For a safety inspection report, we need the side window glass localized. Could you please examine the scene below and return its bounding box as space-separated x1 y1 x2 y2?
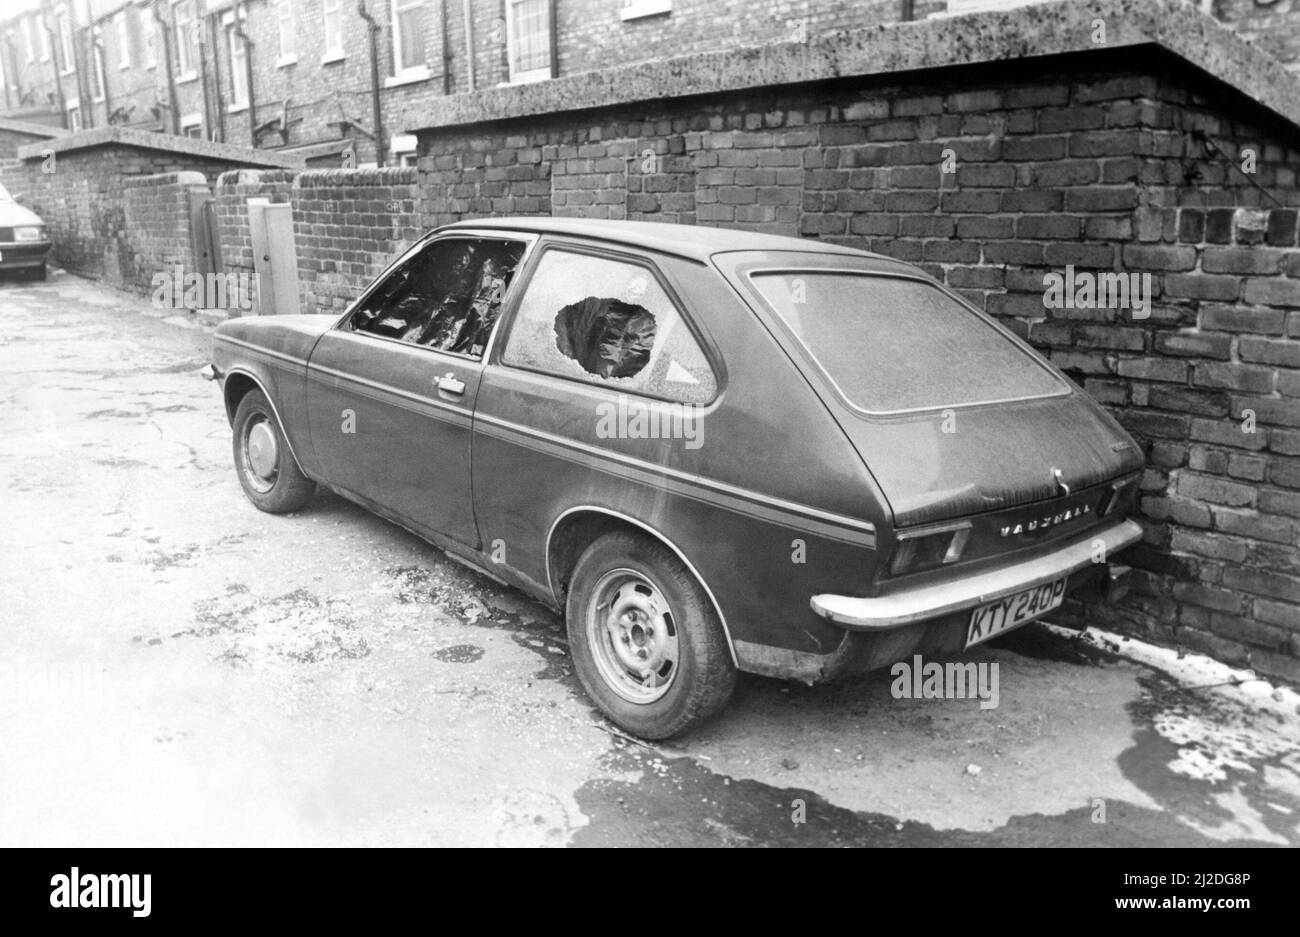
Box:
501 250 717 404
345 237 525 358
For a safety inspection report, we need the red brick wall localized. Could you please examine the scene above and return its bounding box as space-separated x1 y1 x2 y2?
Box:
214 169 298 315
409 50 1300 683
120 170 210 298
292 167 423 314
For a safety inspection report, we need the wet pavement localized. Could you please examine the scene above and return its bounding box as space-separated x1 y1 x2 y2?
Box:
1 270 1297 847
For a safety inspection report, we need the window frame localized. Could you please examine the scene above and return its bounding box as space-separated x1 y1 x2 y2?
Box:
226 21 249 109
91 41 106 102
742 266 1070 417
388 0 429 84
335 231 539 366
321 0 344 63
116 11 131 69
66 98 82 131
23 16 35 64
57 9 74 76
505 0 553 85
171 0 196 79
275 0 296 66
494 240 723 406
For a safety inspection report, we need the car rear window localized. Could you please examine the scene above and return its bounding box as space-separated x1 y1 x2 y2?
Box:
749 272 1065 413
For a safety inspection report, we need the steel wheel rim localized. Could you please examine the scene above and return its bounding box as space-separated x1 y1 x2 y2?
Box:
586 568 679 704
242 416 279 492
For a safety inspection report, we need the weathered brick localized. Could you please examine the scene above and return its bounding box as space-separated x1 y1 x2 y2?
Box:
1121 244 1197 272
1200 305 1286 334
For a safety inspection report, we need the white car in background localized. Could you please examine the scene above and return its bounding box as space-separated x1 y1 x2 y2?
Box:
0 183 51 280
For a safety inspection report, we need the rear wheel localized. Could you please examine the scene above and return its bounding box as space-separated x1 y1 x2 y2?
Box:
232 389 315 513
566 531 736 739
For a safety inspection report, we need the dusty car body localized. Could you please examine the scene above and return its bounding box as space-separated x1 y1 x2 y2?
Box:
0 183 51 279
208 218 1143 738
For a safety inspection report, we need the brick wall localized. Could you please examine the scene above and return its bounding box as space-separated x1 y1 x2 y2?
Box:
214 169 298 314
292 167 423 314
1217 0 1300 73
405 48 1300 683
16 131 299 284
119 171 211 298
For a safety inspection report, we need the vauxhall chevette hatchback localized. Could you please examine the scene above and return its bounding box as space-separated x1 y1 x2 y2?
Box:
207 218 1143 738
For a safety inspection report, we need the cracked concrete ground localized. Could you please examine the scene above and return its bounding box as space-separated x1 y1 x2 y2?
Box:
1 271 1297 847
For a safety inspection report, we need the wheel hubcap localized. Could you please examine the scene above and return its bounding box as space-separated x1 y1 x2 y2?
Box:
587 569 679 704
245 418 278 486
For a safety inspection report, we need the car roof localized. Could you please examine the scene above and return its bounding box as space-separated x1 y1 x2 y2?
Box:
440 216 891 265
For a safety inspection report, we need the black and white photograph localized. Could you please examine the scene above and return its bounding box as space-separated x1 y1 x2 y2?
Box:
0 0 1296 882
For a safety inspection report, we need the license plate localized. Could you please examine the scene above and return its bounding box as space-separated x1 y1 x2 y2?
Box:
966 577 1067 649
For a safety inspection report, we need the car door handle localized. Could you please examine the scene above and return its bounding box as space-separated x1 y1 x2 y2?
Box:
436 373 466 396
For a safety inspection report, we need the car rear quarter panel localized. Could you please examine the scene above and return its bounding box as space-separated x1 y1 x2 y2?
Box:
473 248 890 667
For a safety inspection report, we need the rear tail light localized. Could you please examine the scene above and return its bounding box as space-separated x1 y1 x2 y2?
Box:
889 523 971 575
1097 477 1138 517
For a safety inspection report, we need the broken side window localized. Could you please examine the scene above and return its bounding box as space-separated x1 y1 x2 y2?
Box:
345 237 524 359
501 249 717 404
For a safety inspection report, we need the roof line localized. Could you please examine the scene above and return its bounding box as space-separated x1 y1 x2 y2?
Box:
15 125 305 168
405 0 1300 137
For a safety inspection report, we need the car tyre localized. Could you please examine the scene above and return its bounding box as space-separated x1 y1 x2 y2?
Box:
32 263 46 281
232 389 315 514
566 531 736 739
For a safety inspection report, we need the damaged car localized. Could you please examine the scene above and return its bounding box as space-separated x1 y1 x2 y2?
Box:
206 218 1143 739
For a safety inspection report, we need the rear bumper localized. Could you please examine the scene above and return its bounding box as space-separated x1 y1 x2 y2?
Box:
811 518 1143 630
0 240 51 269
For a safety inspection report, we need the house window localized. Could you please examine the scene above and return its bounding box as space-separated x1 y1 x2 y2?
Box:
91 43 105 102
172 0 195 77
228 26 248 107
390 133 418 167
57 10 74 75
181 113 202 138
38 14 51 61
322 0 343 61
22 16 34 64
506 0 552 84
145 14 156 69
117 12 131 69
276 1 295 64
67 100 81 131
391 0 426 78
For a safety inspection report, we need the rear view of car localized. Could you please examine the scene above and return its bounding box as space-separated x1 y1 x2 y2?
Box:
0 183 51 280
730 257 1143 675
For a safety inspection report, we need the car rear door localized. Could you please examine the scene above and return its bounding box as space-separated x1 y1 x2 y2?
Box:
305 232 532 548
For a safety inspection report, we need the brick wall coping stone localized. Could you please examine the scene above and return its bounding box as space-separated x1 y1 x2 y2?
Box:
122 171 209 189
0 117 67 138
408 0 1300 137
15 125 306 168
293 167 419 187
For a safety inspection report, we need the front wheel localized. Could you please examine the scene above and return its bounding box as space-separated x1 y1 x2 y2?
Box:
566 531 736 739
232 389 315 513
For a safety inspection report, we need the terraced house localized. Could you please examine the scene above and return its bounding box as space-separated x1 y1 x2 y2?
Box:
2 1 1300 164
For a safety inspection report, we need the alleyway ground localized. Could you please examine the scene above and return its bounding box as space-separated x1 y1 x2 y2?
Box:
1 270 1297 847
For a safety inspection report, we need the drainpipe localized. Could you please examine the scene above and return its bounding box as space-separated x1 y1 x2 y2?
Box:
440 0 450 94
3 32 21 111
74 0 92 127
231 5 256 147
154 0 179 134
900 0 915 21
209 13 226 142
463 0 474 92
39 0 68 128
196 7 211 138
357 1 384 167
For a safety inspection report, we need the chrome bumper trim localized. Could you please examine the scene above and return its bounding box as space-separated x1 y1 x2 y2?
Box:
811 518 1143 630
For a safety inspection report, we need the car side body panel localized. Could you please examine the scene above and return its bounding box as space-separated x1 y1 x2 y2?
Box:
471 243 887 668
